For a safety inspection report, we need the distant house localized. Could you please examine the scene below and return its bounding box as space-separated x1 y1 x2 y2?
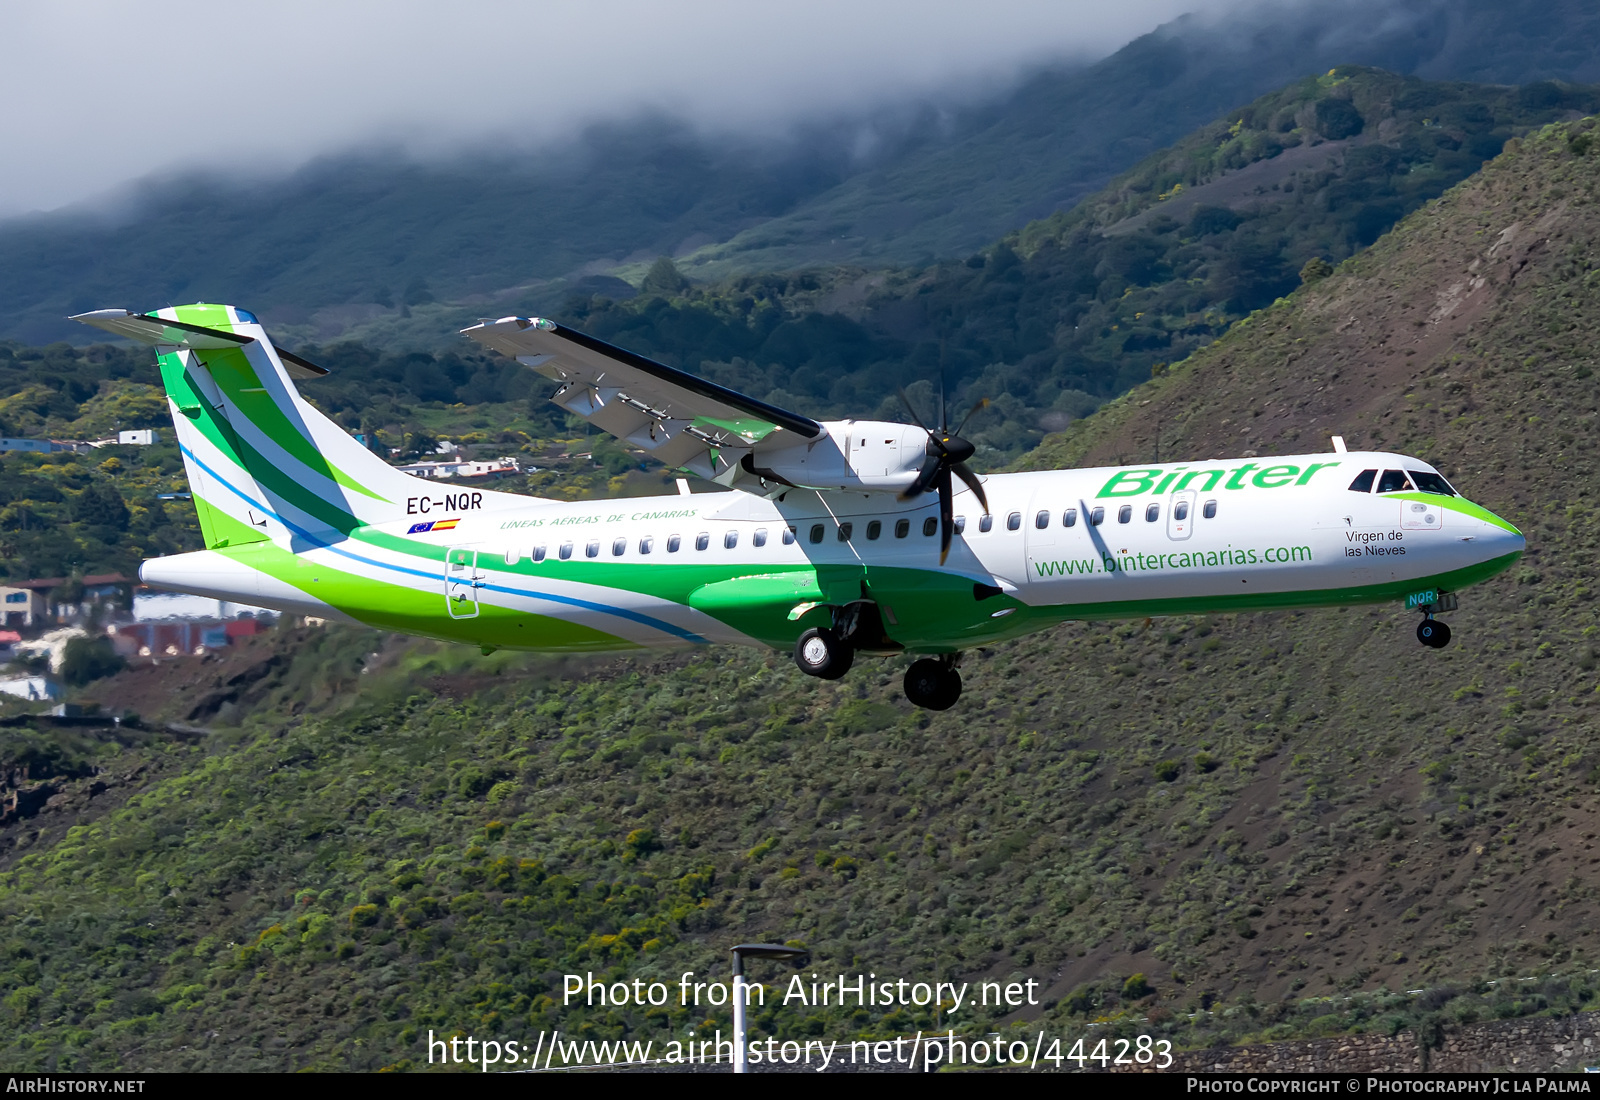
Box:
0 438 93 455
0 587 46 628
118 429 160 446
0 676 61 702
392 456 521 480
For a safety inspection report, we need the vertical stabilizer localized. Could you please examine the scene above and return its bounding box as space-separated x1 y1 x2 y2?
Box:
73 305 528 549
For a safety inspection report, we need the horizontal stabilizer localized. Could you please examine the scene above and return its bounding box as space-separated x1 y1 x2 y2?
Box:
71 309 329 379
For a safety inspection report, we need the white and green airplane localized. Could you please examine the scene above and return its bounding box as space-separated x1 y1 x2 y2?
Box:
75 304 1524 709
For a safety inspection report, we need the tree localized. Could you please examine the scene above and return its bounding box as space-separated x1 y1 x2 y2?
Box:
640 257 690 298
1300 257 1333 284
60 636 124 687
71 483 129 531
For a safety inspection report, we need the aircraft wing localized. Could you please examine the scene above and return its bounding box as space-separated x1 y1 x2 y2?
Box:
462 316 824 482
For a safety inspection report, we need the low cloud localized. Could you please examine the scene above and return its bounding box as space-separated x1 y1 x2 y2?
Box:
0 0 1247 216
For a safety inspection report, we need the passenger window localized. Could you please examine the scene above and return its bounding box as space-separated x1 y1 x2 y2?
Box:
505 548 519 565
753 528 767 547
667 534 681 553
639 536 653 555
1117 505 1132 524
724 530 739 549
1006 512 1022 531
783 526 796 545
923 517 938 536
696 532 710 550
1090 507 1105 526
1203 500 1217 519
838 522 853 542
1035 510 1050 529
1348 469 1377 493
532 545 546 562
586 540 600 558
1063 508 1077 527
979 514 993 533
1408 471 1457 496
559 541 573 560
612 537 626 556
1145 503 1159 522
1173 502 1189 521
810 524 825 544
1376 470 1413 494
954 516 966 534
895 519 910 538
866 520 882 540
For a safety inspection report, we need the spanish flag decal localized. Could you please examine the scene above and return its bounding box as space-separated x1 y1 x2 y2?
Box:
432 518 460 531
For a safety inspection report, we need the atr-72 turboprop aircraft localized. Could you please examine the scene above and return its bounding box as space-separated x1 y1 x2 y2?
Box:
75 304 1525 710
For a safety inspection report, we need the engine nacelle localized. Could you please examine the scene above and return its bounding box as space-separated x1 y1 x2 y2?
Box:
744 420 930 493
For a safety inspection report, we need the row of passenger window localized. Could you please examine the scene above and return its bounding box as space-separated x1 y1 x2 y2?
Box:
509 499 1225 564
1019 499 1219 530
515 518 948 562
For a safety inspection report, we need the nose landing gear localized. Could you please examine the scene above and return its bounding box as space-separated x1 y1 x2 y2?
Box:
904 655 963 711
1415 591 1457 649
1417 618 1452 648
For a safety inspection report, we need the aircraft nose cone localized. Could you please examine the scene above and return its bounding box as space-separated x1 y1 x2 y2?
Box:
1485 513 1525 556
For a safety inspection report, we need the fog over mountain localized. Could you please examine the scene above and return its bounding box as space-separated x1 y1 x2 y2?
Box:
1 0 1239 218
2 0 1597 345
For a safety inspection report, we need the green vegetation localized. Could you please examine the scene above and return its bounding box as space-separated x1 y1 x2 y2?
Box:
557 70 1600 464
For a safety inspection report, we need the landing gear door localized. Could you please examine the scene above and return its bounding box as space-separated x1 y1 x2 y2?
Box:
445 547 483 619
1167 490 1196 541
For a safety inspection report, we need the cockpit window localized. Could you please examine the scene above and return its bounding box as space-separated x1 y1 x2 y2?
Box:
1376 470 1413 494
1348 469 1377 493
1408 471 1457 496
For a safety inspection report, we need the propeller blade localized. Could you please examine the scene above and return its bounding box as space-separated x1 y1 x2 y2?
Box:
953 397 989 437
937 467 955 565
898 452 943 501
896 386 931 433
952 461 989 514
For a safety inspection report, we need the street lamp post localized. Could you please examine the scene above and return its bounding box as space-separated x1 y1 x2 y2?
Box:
730 943 810 1073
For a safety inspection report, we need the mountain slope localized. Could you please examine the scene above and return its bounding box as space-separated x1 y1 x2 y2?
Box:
554 69 1599 464
674 0 1600 280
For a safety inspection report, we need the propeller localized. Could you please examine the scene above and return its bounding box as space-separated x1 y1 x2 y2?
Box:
897 386 990 564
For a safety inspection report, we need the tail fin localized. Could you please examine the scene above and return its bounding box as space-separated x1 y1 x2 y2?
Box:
74 304 522 549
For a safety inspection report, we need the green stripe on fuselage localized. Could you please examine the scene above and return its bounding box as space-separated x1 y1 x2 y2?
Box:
1391 493 1522 534
218 537 634 652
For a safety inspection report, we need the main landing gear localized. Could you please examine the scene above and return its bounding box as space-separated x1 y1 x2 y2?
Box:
794 627 854 680
903 655 963 711
792 608 964 710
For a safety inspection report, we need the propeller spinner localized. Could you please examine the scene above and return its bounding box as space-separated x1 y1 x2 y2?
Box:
896 388 990 564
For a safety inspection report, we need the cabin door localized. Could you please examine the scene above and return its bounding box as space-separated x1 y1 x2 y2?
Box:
445 547 483 619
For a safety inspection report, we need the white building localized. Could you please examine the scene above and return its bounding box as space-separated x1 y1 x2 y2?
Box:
0 676 61 702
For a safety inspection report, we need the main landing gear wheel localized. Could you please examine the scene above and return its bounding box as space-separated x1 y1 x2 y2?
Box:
795 627 853 680
904 659 962 711
1417 619 1452 649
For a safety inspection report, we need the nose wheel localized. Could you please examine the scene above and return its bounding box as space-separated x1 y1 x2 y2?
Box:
1417 618 1452 649
904 656 963 710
